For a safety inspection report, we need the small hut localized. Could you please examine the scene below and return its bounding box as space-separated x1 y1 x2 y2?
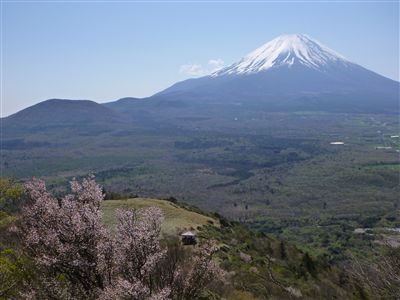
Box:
181 231 197 245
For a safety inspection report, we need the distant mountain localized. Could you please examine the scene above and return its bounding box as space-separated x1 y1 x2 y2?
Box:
3 99 123 132
155 34 399 113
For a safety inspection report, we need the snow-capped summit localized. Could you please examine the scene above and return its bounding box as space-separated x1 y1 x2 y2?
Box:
213 34 349 76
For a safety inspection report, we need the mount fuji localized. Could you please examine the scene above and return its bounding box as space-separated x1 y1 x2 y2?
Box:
152 34 398 113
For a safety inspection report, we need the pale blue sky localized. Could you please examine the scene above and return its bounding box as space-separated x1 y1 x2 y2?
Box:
2 1 399 116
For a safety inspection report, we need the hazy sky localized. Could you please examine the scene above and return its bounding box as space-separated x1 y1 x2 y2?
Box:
2 1 399 116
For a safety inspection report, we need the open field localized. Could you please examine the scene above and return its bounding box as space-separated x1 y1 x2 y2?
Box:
101 198 219 237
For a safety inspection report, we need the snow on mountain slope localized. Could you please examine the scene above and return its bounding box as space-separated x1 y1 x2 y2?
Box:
143 33 399 113
213 34 350 76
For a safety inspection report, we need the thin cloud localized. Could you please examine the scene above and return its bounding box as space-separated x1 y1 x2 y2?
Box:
179 64 204 76
179 59 225 76
207 59 224 72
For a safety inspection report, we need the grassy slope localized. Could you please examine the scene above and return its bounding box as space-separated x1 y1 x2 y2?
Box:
101 198 219 237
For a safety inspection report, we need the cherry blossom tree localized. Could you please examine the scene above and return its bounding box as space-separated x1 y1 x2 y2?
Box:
99 207 170 300
19 176 113 298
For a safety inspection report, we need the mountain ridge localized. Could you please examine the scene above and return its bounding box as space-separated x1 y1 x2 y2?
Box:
3 99 124 131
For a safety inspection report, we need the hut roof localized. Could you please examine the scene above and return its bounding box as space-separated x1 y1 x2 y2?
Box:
181 231 196 237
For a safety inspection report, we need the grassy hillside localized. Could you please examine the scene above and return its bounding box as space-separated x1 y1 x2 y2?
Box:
101 198 219 236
